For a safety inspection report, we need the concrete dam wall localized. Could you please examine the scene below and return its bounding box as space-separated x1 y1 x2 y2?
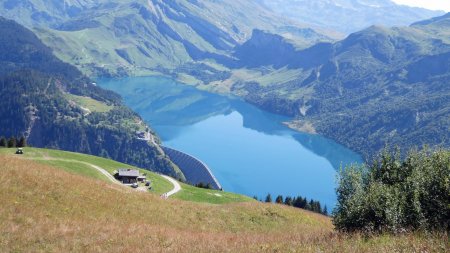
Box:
162 147 222 190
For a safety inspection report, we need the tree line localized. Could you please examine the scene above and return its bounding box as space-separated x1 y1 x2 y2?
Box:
0 136 26 148
256 193 328 216
195 182 213 189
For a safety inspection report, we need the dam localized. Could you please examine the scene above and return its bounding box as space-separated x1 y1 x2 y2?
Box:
162 146 222 190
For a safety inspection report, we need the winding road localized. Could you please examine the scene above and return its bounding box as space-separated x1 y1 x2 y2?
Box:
28 157 181 198
160 175 182 197
88 164 122 185
86 162 181 198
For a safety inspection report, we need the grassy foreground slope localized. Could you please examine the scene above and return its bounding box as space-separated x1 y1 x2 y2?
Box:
0 148 251 204
1 151 447 252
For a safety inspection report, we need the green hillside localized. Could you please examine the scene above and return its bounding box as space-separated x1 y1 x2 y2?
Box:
0 148 447 252
0 0 336 77
0 147 250 204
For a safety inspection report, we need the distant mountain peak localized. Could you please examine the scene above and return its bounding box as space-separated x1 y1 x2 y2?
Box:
258 0 444 34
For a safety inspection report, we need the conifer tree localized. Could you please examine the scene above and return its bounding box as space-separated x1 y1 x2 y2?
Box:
275 195 283 204
7 137 16 148
17 136 26 147
265 193 272 203
284 196 293 206
0 137 6 147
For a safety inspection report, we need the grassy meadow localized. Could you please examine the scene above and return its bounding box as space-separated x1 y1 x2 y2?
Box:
0 148 251 204
0 149 447 252
65 94 113 113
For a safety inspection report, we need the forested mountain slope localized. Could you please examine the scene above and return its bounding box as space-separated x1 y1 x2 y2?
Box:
0 17 183 179
224 14 450 157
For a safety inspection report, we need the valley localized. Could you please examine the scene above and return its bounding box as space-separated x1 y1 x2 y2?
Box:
0 0 449 251
2 0 448 158
99 76 362 208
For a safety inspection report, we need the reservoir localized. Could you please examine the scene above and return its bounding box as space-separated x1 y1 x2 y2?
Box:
99 76 362 208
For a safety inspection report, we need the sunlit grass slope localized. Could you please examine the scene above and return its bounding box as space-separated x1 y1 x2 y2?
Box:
0 148 251 203
0 150 447 252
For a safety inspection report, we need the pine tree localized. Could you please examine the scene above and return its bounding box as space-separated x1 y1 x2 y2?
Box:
293 196 303 208
265 193 272 203
284 196 293 206
300 197 307 209
17 136 26 147
275 195 283 204
7 137 16 148
0 137 6 147
308 199 315 211
322 205 328 216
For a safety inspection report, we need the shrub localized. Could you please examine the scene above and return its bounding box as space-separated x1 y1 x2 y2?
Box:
0 136 6 147
333 147 450 233
7 137 16 148
195 182 213 189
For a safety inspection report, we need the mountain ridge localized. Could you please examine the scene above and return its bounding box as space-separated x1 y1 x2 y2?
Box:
220 13 450 156
0 0 337 77
258 0 444 34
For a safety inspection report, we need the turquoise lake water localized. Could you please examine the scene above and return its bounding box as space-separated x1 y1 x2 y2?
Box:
99 76 362 208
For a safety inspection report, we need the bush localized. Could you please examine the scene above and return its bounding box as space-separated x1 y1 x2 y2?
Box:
333 148 450 233
7 137 16 148
195 182 213 189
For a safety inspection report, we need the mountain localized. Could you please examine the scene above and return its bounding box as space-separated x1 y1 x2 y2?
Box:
218 14 450 157
2 1 448 157
0 0 337 77
0 17 184 179
258 0 444 34
0 0 100 27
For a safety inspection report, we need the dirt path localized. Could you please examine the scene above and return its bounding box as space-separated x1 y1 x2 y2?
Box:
31 157 123 185
160 175 182 197
87 163 121 185
27 156 180 197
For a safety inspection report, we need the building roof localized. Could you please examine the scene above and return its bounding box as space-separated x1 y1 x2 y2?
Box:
118 169 140 177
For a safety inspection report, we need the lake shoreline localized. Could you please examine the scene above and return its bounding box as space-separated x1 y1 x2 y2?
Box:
98 76 363 208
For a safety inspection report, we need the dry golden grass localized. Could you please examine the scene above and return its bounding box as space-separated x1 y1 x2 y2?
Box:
0 155 447 253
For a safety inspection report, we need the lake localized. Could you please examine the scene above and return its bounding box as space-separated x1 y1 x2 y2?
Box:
99 76 362 208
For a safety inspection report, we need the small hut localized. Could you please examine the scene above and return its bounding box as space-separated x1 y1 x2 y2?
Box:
114 169 146 184
15 148 23 155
